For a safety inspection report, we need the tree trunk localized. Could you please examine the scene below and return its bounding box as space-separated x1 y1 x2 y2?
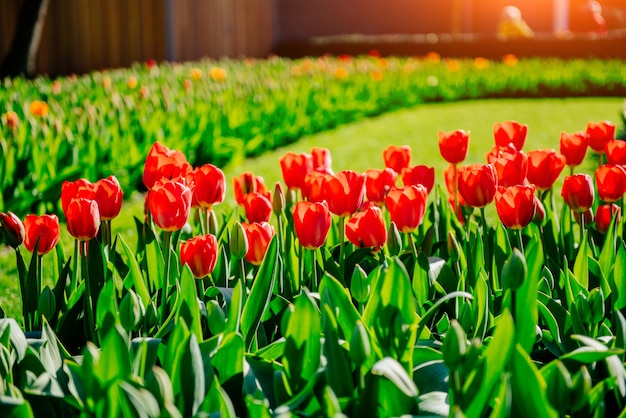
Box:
0 0 51 78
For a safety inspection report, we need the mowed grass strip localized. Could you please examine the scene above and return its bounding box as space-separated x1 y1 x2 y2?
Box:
1 96 623 320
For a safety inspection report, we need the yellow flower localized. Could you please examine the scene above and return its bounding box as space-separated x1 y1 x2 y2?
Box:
474 57 489 69
29 101 49 117
209 67 227 82
334 67 349 80
127 76 138 89
190 68 203 80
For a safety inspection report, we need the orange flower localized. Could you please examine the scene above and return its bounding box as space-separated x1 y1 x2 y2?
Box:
293 201 332 250
474 57 489 69
209 67 227 81
495 185 536 230
334 67 349 80
180 234 219 278
425 51 441 63
29 101 49 117
142 142 192 190
4 111 19 129
127 76 138 89
561 174 594 212
439 129 470 164
587 121 615 153
190 68 203 80
66 198 100 241
279 152 313 190
23 214 60 255
241 222 275 265
445 59 460 72
383 145 412 173
402 165 435 194
365 168 397 205
94 176 124 221
323 170 366 217
385 185 428 233
370 70 384 81
595 164 626 203
559 131 588 167
493 120 527 150
148 179 192 231
503 54 518 66
526 149 566 191
458 164 497 208
346 203 387 250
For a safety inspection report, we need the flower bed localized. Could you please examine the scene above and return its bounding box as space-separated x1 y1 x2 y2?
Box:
1 116 625 416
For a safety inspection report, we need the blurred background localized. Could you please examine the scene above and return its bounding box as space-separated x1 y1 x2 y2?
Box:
1 0 625 76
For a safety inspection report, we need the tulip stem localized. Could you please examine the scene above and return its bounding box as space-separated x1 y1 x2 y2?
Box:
35 254 43 330
72 239 79 295
311 249 318 292
408 232 418 260
161 231 173 322
453 164 459 221
299 243 305 291
276 214 284 294
517 229 525 256
81 242 97 344
338 216 346 279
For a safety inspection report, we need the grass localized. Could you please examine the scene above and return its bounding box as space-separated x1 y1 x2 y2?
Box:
1 96 623 321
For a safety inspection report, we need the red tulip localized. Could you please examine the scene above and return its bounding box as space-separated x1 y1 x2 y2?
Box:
574 208 594 227
191 164 226 209
148 179 192 231
61 178 95 215
94 176 124 220
587 121 615 153
487 146 527 187
4 111 19 130
526 149 566 191
595 164 626 203
0 211 25 248
493 120 528 150
443 164 459 195
293 201 332 249
561 174 594 212
383 145 412 173
66 198 100 241
23 214 60 255
365 168 397 205
243 192 273 223
279 152 314 190
559 131 588 167
458 164 497 208
438 129 470 164
346 203 387 250
180 234 219 278
311 147 333 174
402 165 435 194
241 222 275 265
605 140 626 165
233 172 268 207
595 204 620 234
495 185 536 230
143 142 192 189
323 170 366 217
302 171 329 203
385 185 428 233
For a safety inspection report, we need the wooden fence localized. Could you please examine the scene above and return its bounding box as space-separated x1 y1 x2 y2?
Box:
0 0 274 76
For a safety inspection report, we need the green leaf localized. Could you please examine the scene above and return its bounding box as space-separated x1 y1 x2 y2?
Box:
473 271 489 341
510 344 558 418
416 291 473 341
319 273 362 342
119 235 151 307
321 304 354 398
371 357 418 398
610 244 626 310
212 332 244 385
573 231 589 289
0 397 34 418
178 266 202 340
516 238 541 353
413 252 431 309
241 236 278 350
0 318 27 361
94 324 131 385
570 334 626 397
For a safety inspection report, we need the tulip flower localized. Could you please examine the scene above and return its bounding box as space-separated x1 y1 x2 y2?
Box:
302 171 328 203
595 204 620 234
66 198 100 241
61 178 95 215
346 203 387 250
293 201 332 250
323 170 366 217
365 168 397 205
438 129 470 164
586 121 615 154
233 172 269 207
495 185 536 230
148 179 193 231
23 214 60 255
458 164 498 208
241 222 275 265
595 164 626 203
0 212 25 249
279 152 314 190
180 234 219 278
443 164 459 195
493 120 527 150
94 176 124 220
29 101 49 117
382 145 412 173
487 146 528 187
191 164 226 209
4 111 19 130
402 165 435 194
243 192 273 223
559 131 588 169
605 140 626 165
385 185 428 233
143 142 192 190
526 149 566 191
311 147 333 174
562 174 594 213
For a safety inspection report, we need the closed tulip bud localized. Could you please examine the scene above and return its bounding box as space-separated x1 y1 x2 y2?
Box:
442 320 467 371
94 176 124 220
438 129 470 164
180 234 219 278
119 290 143 331
501 248 527 290
463 338 482 371
230 223 248 260
0 212 25 248
562 174 594 213
285 187 298 209
595 203 620 234
546 361 573 414
532 195 546 224
387 222 402 256
349 321 371 367
350 264 370 303
191 164 226 209
273 182 285 215
458 164 497 208
66 198 100 241
23 214 60 255
588 287 605 325
493 120 527 150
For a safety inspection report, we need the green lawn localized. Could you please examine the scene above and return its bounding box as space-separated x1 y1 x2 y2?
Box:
1 96 623 321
